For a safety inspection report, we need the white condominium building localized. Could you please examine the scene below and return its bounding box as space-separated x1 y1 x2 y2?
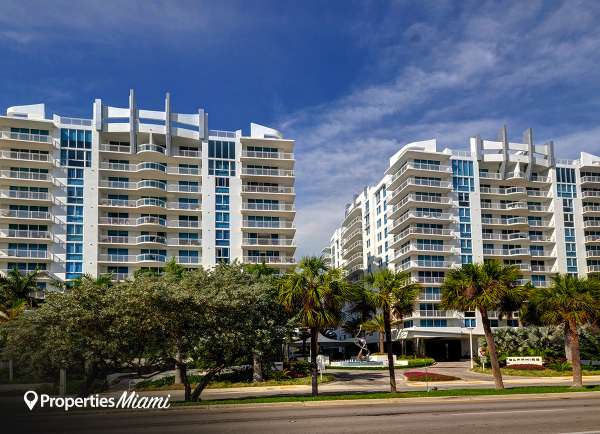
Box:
0 90 296 291
326 127 596 360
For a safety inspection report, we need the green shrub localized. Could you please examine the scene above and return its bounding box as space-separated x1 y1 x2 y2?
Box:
291 361 311 376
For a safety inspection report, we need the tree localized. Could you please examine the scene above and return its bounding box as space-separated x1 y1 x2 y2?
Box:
441 260 525 389
363 269 421 392
0 268 42 308
361 315 385 353
529 274 600 387
278 256 352 396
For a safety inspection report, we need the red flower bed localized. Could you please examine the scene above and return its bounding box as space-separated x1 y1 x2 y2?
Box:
506 364 544 370
404 371 460 381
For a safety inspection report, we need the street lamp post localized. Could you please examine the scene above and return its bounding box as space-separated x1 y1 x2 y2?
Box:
468 325 474 369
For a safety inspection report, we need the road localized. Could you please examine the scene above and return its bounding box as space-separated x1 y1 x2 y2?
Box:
6 393 600 434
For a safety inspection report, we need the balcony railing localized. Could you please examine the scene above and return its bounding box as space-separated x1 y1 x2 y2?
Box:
395 227 453 241
4 229 50 239
3 249 49 259
480 186 526 195
482 232 528 241
582 191 600 198
0 150 52 162
176 256 200 264
581 176 600 184
173 149 200 158
100 143 131 153
241 168 294 177
483 248 529 256
0 130 53 144
398 260 451 270
0 190 50 200
241 150 294 160
138 144 166 154
241 185 294 194
243 256 295 264
0 209 51 220
242 220 294 229
481 217 528 225
1 170 50 181
242 238 295 246
170 238 201 246
481 201 527 211
242 202 295 211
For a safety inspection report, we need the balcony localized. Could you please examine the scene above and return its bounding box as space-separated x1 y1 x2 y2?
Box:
480 201 528 212
419 291 441 301
531 265 553 272
0 130 54 145
1 249 50 259
341 229 362 248
389 194 452 220
241 185 295 195
581 176 600 184
241 150 294 160
98 254 167 263
0 189 51 201
585 235 600 243
394 244 454 260
0 150 52 163
242 238 295 247
98 180 199 193
176 256 201 265
389 162 452 188
482 232 528 241
0 209 51 221
3 229 50 240
483 248 530 257
243 256 296 265
138 144 166 154
588 264 600 274
0 170 51 182
479 171 502 180
169 238 202 246
173 149 200 158
241 202 295 212
242 220 294 229
389 211 455 234
100 143 131 153
342 240 362 255
397 260 452 271
480 186 526 196
481 216 528 226
586 250 600 258
389 178 452 202
583 205 600 214
99 162 200 176
241 167 294 178
581 191 600 200
584 220 600 228
412 276 445 285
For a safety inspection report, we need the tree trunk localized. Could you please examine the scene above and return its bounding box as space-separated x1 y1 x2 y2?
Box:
190 366 224 401
379 331 385 354
252 350 263 382
79 361 97 397
564 325 572 361
383 308 396 393
174 351 182 385
569 321 583 388
178 363 191 401
310 326 319 396
302 337 308 360
480 309 504 389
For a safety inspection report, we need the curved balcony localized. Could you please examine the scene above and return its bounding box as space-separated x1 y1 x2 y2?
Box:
581 190 600 201
341 217 361 237
398 260 451 271
342 240 362 256
585 235 600 243
341 229 362 249
393 244 455 262
480 201 528 213
241 185 295 197
584 220 600 229
581 176 600 185
389 211 455 234
241 202 295 213
389 194 452 220
482 232 529 242
481 216 528 227
390 227 454 250
388 162 451 190
483 248 530 257
480 186 526 197
588 264 600 274
138 144 166 154
99 162 200 176
344 252 363 268
583 205 600 215
388 178 452 205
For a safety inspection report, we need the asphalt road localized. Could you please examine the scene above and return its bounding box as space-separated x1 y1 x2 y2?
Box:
7 393 600 434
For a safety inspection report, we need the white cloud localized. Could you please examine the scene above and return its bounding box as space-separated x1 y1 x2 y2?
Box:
284 1 600 257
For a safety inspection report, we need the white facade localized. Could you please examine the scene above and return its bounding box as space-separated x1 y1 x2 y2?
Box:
326 128 595 359
0 91 296 291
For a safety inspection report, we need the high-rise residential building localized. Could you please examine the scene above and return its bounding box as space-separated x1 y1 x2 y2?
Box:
326 127 597 360
0 90 296 293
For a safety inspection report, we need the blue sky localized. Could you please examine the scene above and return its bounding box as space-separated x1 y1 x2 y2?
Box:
2 0 600 256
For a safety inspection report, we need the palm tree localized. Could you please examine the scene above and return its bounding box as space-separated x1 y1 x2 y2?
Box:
0 268 42 307
441 260 525 389
0 299 27 323
363 269 421 392
529 274 600 387
362 314 385 353
278 256 351 396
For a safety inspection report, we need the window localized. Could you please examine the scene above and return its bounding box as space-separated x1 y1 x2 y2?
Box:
208 141 235 159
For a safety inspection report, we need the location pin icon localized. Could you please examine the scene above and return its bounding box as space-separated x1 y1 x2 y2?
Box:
24 391 38 411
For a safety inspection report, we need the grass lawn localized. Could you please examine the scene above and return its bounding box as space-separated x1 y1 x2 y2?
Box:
135 374 336 391
473 367 600 377
172 384 600 406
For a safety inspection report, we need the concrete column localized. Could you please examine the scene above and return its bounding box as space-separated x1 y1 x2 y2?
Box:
499 125 508 178
129 89 137 154
524 128 534 179
165 92 171 156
